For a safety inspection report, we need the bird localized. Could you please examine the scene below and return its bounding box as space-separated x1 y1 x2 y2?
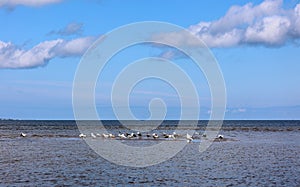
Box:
118 133 127 139
163 132 169 138
137 132 142 137
128 133 137 138
79 133 86 138
108 133 115 138
146 134 151 138
172 132 179 138
152 133 159 139
168 133 176 139
20 133 27 137
186 133 193 143
202 134 207 138
91 133 97 138
102 133 109 138
217 134 224 139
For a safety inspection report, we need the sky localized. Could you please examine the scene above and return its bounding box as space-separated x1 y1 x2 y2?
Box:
0 0 300 120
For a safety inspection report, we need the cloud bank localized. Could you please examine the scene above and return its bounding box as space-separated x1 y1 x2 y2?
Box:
0 0 63 7
0 37 95 69
158 0 300 48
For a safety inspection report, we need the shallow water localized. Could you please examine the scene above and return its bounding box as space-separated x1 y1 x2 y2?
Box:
0 120 299 186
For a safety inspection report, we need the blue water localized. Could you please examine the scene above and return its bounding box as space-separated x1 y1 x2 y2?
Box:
0 120 299 186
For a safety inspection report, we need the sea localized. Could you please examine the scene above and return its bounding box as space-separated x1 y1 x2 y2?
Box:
0 120 299 186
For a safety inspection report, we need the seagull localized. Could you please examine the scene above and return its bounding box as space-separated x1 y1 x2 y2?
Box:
172 132 179 138
20 133 27 137
128 133 137 138
118 133 127 139
168 133 176 139
108 133 115 138
186 133 193 143
167 132 179 139
163 132 169 138
91 133 97 138
217 134 224 139
79 133 86 138
152 133 159 139
102 133 109 138
146 134 151 138
137 132 142 137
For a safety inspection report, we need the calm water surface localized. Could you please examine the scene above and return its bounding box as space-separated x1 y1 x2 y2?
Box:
0 120 299 186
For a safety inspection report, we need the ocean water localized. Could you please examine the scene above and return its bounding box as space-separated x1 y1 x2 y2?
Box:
0 120 299 186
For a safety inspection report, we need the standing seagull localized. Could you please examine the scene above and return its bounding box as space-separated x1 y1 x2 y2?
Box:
79 133 87 138
128 133 137 138
118 133 127 139
20 133 27 137
137 132 142 138
91 133 97 138
152 133 159 139
186 133 193 143
172 132 179 138
217 134 224 139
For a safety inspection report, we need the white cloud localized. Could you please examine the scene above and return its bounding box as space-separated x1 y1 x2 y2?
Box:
0 0 63 7
157 0 300 48
206 0 282 34
53 37 95 57
245 15 291 45
292 4 300 37
153 31 204 47
0 37 95 69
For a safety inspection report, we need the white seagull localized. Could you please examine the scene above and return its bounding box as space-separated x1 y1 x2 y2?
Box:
137 132 142 137
186 133 193 143
91 133 97 138
217 134 224 139
163 132 169 138
118 133 127 139
172 132 179 138
20 133 27 137
128 133 137 138
152 133 159 139
168 134 176 139
79 133 87 138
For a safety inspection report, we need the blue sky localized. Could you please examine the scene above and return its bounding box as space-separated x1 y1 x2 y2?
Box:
0 0 300 120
